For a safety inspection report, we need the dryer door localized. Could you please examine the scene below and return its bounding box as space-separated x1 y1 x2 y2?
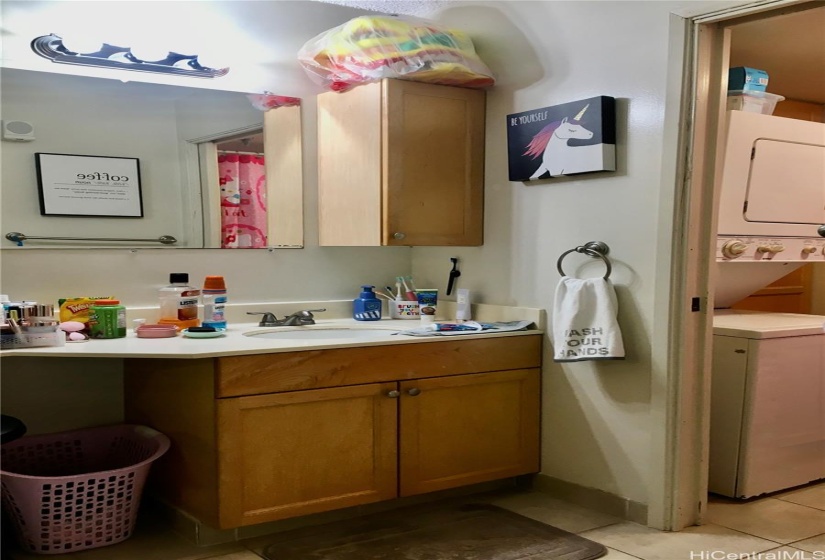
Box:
745 138 825 225
716 111 825 238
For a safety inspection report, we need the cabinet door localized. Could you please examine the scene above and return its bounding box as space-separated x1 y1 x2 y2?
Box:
317 82 383 246
383 80 485 246
398 369 540 496
217 382 398 528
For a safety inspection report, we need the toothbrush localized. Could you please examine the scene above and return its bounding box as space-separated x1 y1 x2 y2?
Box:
395 278 404 301
385 286 398 301
405 275 417 293
399 276 416 301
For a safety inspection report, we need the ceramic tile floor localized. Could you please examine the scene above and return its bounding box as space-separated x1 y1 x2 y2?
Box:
4 481 824 560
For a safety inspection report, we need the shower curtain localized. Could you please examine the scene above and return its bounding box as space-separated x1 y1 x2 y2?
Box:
218 152 267 248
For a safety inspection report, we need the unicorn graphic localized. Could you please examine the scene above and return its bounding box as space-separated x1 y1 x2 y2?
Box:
523 104 604 179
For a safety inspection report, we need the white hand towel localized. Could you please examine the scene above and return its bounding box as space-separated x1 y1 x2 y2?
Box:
552 276 625 362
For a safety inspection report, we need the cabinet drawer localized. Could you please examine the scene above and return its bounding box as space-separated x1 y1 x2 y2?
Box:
216 335 542 398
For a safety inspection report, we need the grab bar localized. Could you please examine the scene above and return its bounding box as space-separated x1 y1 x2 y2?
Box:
557 241 611 279
5 232 178 246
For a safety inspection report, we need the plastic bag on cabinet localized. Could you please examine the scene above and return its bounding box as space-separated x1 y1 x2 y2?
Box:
297 15 495 92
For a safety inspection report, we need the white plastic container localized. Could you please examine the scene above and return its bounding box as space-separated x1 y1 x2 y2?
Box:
727 90 784 115
389 300 420 319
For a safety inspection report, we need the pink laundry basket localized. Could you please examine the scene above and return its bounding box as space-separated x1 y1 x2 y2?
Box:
0 424 170 555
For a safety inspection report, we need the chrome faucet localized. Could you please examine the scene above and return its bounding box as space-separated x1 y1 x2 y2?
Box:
247 308 326 327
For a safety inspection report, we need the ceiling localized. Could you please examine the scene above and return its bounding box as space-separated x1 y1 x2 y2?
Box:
729 4 825 104
1 1 822 104
312 0 449 17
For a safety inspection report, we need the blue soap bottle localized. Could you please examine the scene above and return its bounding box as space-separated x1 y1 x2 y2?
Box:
353 285 382 321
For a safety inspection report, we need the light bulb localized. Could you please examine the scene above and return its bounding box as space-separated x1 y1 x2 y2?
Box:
61 35 104 55
129 44 170 63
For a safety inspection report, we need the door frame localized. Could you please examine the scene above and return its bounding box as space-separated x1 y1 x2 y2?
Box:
651 0 815 531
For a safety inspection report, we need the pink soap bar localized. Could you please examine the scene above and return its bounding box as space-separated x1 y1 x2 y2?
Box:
136 324 178 338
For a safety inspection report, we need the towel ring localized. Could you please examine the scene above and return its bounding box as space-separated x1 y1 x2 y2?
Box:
557 241 612 280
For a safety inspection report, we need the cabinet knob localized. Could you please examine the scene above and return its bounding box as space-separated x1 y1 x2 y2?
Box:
387 390 400 398
407 387 421 396
393 232 406 240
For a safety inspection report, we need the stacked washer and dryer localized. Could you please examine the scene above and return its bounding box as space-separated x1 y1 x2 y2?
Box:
708 110 825 499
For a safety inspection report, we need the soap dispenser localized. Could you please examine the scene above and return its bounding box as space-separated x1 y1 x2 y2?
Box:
353 285 382 321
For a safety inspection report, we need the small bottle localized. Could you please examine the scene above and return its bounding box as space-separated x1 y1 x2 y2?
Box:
202 276 227 329
88 299 127 339
0 295 9 324
353 285 382 321
158 273 200 329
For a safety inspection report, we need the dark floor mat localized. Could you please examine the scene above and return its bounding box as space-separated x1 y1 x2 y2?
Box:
261 502 607 560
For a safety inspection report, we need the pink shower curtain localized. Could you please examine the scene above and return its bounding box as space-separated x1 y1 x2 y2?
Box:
218 153 267 248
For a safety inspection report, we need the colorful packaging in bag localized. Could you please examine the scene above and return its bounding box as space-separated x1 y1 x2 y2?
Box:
298 15 495 92
59 297 116 332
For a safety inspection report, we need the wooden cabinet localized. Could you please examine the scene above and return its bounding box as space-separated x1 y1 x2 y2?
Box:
399 369 540 496
317 79 485 246
125 336 541 529
218 383 398 526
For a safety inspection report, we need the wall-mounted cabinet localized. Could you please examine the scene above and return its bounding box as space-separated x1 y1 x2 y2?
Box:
317 79 485 246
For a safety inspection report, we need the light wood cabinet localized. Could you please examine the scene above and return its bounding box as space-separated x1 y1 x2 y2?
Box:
218 383 398 527
125 336 541 529
317 79 485 246
399 369 540 496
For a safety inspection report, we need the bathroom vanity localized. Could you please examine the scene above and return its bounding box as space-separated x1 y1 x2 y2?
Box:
0 299 543 531
123 332 541 529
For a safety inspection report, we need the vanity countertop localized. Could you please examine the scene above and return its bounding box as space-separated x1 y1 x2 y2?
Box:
0 318 543 359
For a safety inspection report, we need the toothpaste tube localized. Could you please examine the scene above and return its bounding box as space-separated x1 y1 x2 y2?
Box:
428 321 490 332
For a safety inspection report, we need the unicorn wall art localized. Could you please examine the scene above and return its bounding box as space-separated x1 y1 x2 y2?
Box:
506 96 616 181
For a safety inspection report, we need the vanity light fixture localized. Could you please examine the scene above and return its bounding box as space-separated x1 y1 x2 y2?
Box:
31 34 229 79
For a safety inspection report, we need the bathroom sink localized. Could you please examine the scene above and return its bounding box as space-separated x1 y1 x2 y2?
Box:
244 326 402 340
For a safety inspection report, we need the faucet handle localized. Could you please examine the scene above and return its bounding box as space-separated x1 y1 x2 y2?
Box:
294 308 326 324
303 308 326 315
247 312 278 327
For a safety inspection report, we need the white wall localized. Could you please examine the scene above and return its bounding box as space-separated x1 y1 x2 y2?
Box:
410 1 692 506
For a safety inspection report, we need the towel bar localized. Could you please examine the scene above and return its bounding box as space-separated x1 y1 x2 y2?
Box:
557 241 611 279
5 232 177 246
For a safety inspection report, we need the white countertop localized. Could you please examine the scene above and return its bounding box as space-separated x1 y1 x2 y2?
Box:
713 310 825 339
1 302 546 359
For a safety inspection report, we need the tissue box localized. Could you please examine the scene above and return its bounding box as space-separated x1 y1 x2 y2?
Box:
728 67 769 92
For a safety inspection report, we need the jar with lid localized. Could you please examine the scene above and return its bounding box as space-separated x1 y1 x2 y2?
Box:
89 300 127 339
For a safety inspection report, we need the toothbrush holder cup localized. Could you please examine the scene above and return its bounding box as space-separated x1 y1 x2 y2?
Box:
389 301 420 319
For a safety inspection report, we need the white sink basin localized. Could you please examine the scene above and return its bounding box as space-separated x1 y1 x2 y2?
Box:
244 326 402 340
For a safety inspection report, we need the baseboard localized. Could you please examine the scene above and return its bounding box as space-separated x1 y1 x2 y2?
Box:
531 473 648 525
148 478 519 546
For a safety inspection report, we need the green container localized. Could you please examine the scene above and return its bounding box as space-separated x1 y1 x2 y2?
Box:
89 299 127 339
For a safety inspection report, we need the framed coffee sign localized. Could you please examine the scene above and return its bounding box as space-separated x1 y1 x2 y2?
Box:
35 153 144 217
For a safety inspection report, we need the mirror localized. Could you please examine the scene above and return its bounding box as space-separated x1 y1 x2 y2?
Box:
0 68 303 249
